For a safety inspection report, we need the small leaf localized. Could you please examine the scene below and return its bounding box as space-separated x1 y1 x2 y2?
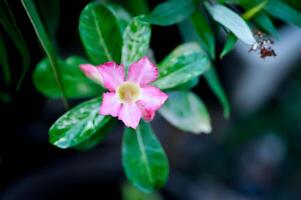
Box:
121 182 162 200
265 0 301 28
122 16 151 69
142 0 196 26
242 0 267 20
254 13 279 39
49 98 111 149
220 33 237 59
33 56 101 98
153 42 210 90
79 2 122 64
122 121 169 193
190 10 215 59
205 3 256 45
0 33 10 86
159 91 211 134
204 66 230 118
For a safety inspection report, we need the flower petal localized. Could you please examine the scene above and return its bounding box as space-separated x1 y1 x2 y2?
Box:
98 62 125 91
80 64 103 85
100 92 121 117
137 86 168 112
141 108 155 121
118 103 142 129
127 56 158 86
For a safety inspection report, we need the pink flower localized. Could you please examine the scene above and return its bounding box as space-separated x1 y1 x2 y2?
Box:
80 56 168 129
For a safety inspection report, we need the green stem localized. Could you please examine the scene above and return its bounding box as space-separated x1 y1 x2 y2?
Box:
21 0 69 109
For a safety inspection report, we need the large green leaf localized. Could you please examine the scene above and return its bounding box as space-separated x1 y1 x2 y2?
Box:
0 0 30 89
122 121 169 193
159 91 211 134
122 0 150 16
0 33 10 86
142 0 196 26
79 2 122 64
204 66 230 118
153 42 210 90
190 10 215 59
107 3 132 33
49 98 111 149
121 182 162 200
33 56 101 98
205 3 255 45
122 16 151 69
265 0 301 28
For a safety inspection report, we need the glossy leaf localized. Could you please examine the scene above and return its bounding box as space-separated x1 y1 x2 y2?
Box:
254 13 279 39
122 121 169 193
205 66 230 118
153 42 210 90
0 33 10 86
142 0 196 26
265 0 301 28
220 33 237 59
205 3 256 45
122 16 151 69
22 0 68 108
191 10 215 59
33 56 101 98
79 3 122 64
107 3 132 33
160 91 211 134
0 0 30 89
49 98 111 149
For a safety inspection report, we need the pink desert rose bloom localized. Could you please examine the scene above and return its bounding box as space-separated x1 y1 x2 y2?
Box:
80 56 168 129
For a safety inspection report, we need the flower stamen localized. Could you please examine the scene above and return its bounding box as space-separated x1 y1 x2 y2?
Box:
117 82 141 104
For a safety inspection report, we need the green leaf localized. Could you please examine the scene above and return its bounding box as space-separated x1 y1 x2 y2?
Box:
220 33 237 59
153 42 210 90
122 0 150 16
79 2 122 64
190 10 215 59
33 56 101 98
122 182 162 200
122 16 151 69
107 3 132 33
0 33 10 86
167 77 199 91
122 121 169 193
205 3 256 45
22 0 69 108
159 91 211 134
142 0 196 26
204 66 230 118
74 119 115 151
49 98 111 149
242 0 267 20
0 0 30 89
254 13 279 39
265 0 301 28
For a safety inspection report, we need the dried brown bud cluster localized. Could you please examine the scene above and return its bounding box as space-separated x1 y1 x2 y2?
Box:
249 30 276 59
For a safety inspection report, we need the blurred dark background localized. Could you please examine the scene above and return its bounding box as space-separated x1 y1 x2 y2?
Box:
1 0 301 199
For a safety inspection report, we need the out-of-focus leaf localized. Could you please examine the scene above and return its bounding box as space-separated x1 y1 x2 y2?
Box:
254 13 279 39
21 0 68 108
190 10 215 59
74 119 115 151
107 3 132 33
49 98 111 149
79 3 122 64
205 66 230 118
0 91 11 103
121 16 151 69
153 42 210 90
121 182 162 200
0 33 10 86
265 0 301 28
205 3 256 45
142 0 196 26
122 121 169 193
220 33 237 59
123 0 150 16
33 56 101 98
167 77 199 91
160 91 211 134
0 0 30 89
242 0 267 19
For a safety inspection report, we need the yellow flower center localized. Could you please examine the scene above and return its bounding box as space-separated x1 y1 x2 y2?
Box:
116 82 141 104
